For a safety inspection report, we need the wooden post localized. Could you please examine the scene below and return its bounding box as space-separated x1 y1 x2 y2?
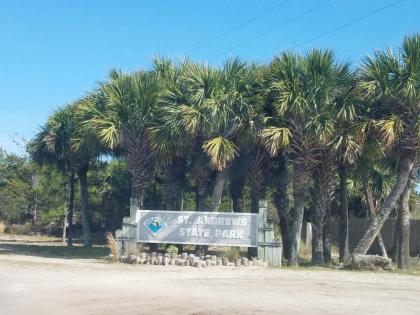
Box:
257 199 282 267
115 201 140 257
257 200 267 259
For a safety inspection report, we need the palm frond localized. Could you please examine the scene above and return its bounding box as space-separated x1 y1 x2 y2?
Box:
259 127 291 157
202 137 238 171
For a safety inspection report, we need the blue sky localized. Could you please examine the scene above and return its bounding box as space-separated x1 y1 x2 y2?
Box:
0 0 419 154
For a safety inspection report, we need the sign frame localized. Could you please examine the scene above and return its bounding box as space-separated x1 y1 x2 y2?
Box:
136 209 258 248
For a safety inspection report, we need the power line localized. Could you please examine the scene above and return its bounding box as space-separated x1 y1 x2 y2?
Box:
211 0 406 62
187 0 291 55
209 0 332 61
287 0 406 52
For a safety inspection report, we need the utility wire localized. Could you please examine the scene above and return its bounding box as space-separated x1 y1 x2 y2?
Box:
187 0 291 55
287 0 406 52
209 0 332 61
211 0 406 62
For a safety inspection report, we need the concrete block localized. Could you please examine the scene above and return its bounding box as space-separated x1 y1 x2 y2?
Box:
164 257 170 266
222 257 229 266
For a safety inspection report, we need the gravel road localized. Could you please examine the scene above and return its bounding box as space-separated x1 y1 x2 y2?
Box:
1 253 419 314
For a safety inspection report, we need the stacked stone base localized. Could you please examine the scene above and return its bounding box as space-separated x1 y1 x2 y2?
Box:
106 252 268 268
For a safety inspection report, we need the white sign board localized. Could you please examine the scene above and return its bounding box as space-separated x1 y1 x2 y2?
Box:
137 210 258 247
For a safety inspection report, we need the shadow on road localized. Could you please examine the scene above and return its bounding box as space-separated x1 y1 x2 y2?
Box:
0 241 108 259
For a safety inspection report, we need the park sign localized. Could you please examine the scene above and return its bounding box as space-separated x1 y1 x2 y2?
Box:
137 210 258 247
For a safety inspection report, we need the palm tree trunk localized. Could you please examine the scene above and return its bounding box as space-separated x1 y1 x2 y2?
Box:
338 162 349 262
279 218 290 261
288 164 309 266
397 170 413 269
352 151 415 256
229 172 245 213
163 159 186 253
164 159 185 210
311 215 324 265
78 168 92 247
66 173 75 247
125 140 154 208
194 167 209 255
231 186 244 213
273 153 291 261
248 182 266 259
209 168 228 212
376 232 388 258
62 182 68 244
362 180 388 257
195 175 207 212
250 183 260 214
323 207 332 264
311 153 334 265
130 171 145 209
393 212 401 262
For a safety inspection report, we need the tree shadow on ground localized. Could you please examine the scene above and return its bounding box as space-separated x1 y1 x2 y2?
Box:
0 242 108 259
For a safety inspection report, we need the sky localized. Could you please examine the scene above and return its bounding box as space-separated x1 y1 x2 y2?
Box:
0 0 419 154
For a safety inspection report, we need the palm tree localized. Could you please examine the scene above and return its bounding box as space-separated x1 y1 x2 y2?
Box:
263 49 353 265
307 52 356 265
353 147 393 258
152 58 254 212
79 69 161 210
243 65 270 214
30 104 98 247
30 106 76 246
330 70 360 262
352 34 419 258
263 51 310 266
151 57 189 211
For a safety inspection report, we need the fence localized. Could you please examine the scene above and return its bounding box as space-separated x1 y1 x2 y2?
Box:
326 218 420 255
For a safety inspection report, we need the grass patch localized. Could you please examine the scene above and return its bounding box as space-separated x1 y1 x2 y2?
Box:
392 258 420 276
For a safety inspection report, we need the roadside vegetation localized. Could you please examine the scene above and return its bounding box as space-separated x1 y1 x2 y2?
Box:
0 34 418 270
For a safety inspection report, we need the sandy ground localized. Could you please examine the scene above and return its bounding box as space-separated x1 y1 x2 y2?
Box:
0 253 419 315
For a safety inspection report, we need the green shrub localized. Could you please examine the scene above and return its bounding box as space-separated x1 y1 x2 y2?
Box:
225 247 241 262
166 245 179 254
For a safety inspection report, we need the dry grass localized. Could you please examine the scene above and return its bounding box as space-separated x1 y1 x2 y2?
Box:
124 240 141 256
105 232 120 262
5 223 39 235
225 247 241 261
0 221 5 235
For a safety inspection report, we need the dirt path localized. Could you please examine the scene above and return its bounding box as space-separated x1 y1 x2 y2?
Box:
0 254 419 315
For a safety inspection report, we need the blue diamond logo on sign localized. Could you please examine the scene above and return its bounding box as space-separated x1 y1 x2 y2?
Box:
143 216 167 236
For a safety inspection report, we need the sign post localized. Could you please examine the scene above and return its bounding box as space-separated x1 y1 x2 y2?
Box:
257 200 282 267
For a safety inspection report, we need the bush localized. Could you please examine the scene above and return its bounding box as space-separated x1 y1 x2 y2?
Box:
166 245 179 254
5 222 39 235
225 247 241 262
123 240 142 256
